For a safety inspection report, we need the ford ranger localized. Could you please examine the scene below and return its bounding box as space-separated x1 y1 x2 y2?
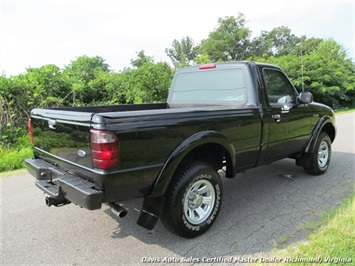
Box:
25 61 336 238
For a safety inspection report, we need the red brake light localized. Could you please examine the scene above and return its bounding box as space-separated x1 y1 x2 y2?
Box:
199 63 216 70
90 129 119 170
28 118 34 145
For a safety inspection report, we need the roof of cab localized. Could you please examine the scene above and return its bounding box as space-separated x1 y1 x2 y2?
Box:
176 61 280 73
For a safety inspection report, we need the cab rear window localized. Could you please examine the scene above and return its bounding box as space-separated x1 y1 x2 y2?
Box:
170 68 246 104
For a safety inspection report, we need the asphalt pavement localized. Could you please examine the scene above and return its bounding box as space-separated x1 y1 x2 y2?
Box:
1 112 354 265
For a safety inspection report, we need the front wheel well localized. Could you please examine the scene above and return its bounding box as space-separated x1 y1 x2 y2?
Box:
321 123 335 143
177 143 234 178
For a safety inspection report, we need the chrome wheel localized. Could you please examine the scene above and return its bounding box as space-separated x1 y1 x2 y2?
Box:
161 161 222 238
303 132 332 176
318 140 329 168
183 179 215 225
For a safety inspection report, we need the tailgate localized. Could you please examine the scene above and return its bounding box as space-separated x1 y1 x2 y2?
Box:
30 108 94 169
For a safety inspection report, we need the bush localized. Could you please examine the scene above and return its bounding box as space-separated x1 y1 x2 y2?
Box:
0 146 33 172
0 126 28 148
0 126 33 172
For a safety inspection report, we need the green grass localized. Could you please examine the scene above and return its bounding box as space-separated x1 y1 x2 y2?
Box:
0 145 33 172
334 107 355 114
261 194 355 265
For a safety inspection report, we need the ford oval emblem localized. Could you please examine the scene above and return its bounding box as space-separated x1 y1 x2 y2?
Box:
77 150 86 157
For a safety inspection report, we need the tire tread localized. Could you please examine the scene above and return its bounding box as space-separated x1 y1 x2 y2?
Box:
160 161 221 238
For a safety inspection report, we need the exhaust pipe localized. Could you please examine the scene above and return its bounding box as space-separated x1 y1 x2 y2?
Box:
109 202 127 218
46 197 70 207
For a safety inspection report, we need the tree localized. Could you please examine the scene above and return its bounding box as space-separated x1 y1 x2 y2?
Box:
198 14 252 62
131 50 154 68
293 37 323 56
0 65 69 128
25 65 70 107
0 75 14 130
63 55 111 105
268 26 301 56
253 39 355 108
165 36 198 68
304 39 355 107
250 26 302 57
117 51 174 104
0 64 71 146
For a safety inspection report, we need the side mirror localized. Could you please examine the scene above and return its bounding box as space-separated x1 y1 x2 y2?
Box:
298 91 313 104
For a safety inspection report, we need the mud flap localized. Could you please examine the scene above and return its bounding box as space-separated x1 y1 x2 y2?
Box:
296 154 312 168
137 196 165 230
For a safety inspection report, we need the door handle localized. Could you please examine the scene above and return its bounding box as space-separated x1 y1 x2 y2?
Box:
272 114 281 122
281 104 291 113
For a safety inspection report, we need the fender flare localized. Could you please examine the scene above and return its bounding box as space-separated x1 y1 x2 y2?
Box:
304 115 336 154
137 130 236 230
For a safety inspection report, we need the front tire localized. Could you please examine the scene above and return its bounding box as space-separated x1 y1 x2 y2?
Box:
304 132 332 175
161 161 222 238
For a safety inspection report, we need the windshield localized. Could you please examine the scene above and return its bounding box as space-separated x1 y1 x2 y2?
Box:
170 68 246 104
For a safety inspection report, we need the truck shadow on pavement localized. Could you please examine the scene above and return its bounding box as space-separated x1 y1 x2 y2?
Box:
106 151 354 257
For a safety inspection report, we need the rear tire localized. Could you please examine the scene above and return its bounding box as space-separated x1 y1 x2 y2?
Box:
161 161 222 238
304 132 332 175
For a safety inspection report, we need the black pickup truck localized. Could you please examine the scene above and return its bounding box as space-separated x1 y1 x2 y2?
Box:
25 61 336 238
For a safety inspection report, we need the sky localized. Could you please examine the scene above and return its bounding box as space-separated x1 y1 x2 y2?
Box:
0 0 354 76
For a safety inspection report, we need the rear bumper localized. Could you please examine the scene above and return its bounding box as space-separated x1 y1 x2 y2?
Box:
25 158 103 210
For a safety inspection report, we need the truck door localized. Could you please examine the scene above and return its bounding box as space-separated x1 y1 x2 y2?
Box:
261 67 312 161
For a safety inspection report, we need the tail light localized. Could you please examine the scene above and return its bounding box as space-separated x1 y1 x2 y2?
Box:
90 129 119 170
28 118 34 145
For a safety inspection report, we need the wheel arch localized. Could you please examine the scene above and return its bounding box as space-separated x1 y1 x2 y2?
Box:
305 115 336 154
150 130 236 198
137 130 236 230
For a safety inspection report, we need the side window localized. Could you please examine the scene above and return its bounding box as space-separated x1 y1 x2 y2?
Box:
263 68 296 105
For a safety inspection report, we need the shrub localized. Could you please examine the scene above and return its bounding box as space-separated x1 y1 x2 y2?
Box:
0 146 33 172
